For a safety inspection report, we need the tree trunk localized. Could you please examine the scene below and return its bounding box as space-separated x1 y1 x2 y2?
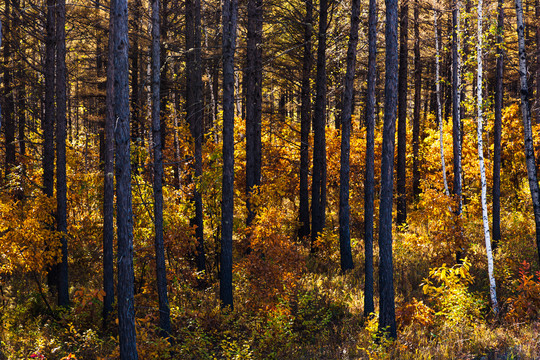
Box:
103 0 115 323
536 0 540 124
435 10 450 197
515 0 540 265
56 0 70 307
452 0 463 214
476 0 499 314
338 0 360 272
311 0 330 251
3 0 15 175
245 0 263 227
412 0 421 199
379 0 398 339
396 0 408 227
363 0 377 319
492 0 504 250
130 0 141 174
299 0 313 240
113 0 139 355
186 0 206 272
152 0 172 336
220 0 238 310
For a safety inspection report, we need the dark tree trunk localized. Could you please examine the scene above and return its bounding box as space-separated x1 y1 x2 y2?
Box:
536 0 540 124
412 0 421 199
515 0 540 265
396 0 408 227
220 0 238 310
379 0 398 339
492 0 504 250
130 0 141 174
245 0 263 227
452 0 462 215
103 0 115 323
299 0 313 240
311 0 330 251
56 0 69 307
151 0 172 336
160 0 169 150
364 0 377 319
3 0 15 174
338 0 360 272
186 0 206 272
113 0 139 356
44 0 56 291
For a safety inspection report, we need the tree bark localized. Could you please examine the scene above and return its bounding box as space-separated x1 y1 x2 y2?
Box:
515 0 540 265
311 0 330 251
492 0 504 250
435 9 450 197
452 0 463 214
3 0 15 175
364 0 377 319
396 0 408 226
299 0 313 240
103 0 115 323
535 0 540 124
338 0 360 272
113 0 139 355
245 0 263 227
379 0 398 339
186 0 206 272
412 0 421 199
152 0 172 336
56 0 70 307
476 0 499 314
220 0 238 310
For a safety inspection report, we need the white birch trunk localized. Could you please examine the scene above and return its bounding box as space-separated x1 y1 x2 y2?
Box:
434 9 450 197
476 0 499 315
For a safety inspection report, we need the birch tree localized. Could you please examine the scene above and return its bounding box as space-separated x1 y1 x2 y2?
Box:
476 0 498 314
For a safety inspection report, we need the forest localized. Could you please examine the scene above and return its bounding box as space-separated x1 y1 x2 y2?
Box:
1 0 540 357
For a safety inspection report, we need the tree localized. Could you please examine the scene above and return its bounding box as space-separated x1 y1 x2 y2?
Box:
379 0 399 339
103 0 115 322
364 0 377 318
151 0 172 336
112 0 139 355
3 0 15 175
299 0 313 240
492 0 504 250
245 0 263 227
186 0 206 272
536 0 540 124
396 0 408 227
475 0 498 314
412 0 421 199
452 0 463 216
311 0 330 251
56 0 70 307
515 0 540 265
221 0 239 309
338 0 360 272
434 8 450 197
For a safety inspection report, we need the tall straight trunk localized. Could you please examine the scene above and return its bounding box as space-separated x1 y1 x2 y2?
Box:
44 0 56 290
396 0 408 226
3 0 15 174
412 0 421 199
56 0 69 307
220 0 238 309
113 0 139 356
103 0 115 322
160 0 169 151
130 0 141 173
476 0 499 314
515 0 540 264
0 18 2 134
311 0 330 251
338 0 360 272
492 0 504 250
363 0 377 318
245 0 263 227
151 0 172 336
186 0 206 272
435 10 450 197
452 0 463 214
534 0 540 124
379 0 398 339
299 0 313 240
